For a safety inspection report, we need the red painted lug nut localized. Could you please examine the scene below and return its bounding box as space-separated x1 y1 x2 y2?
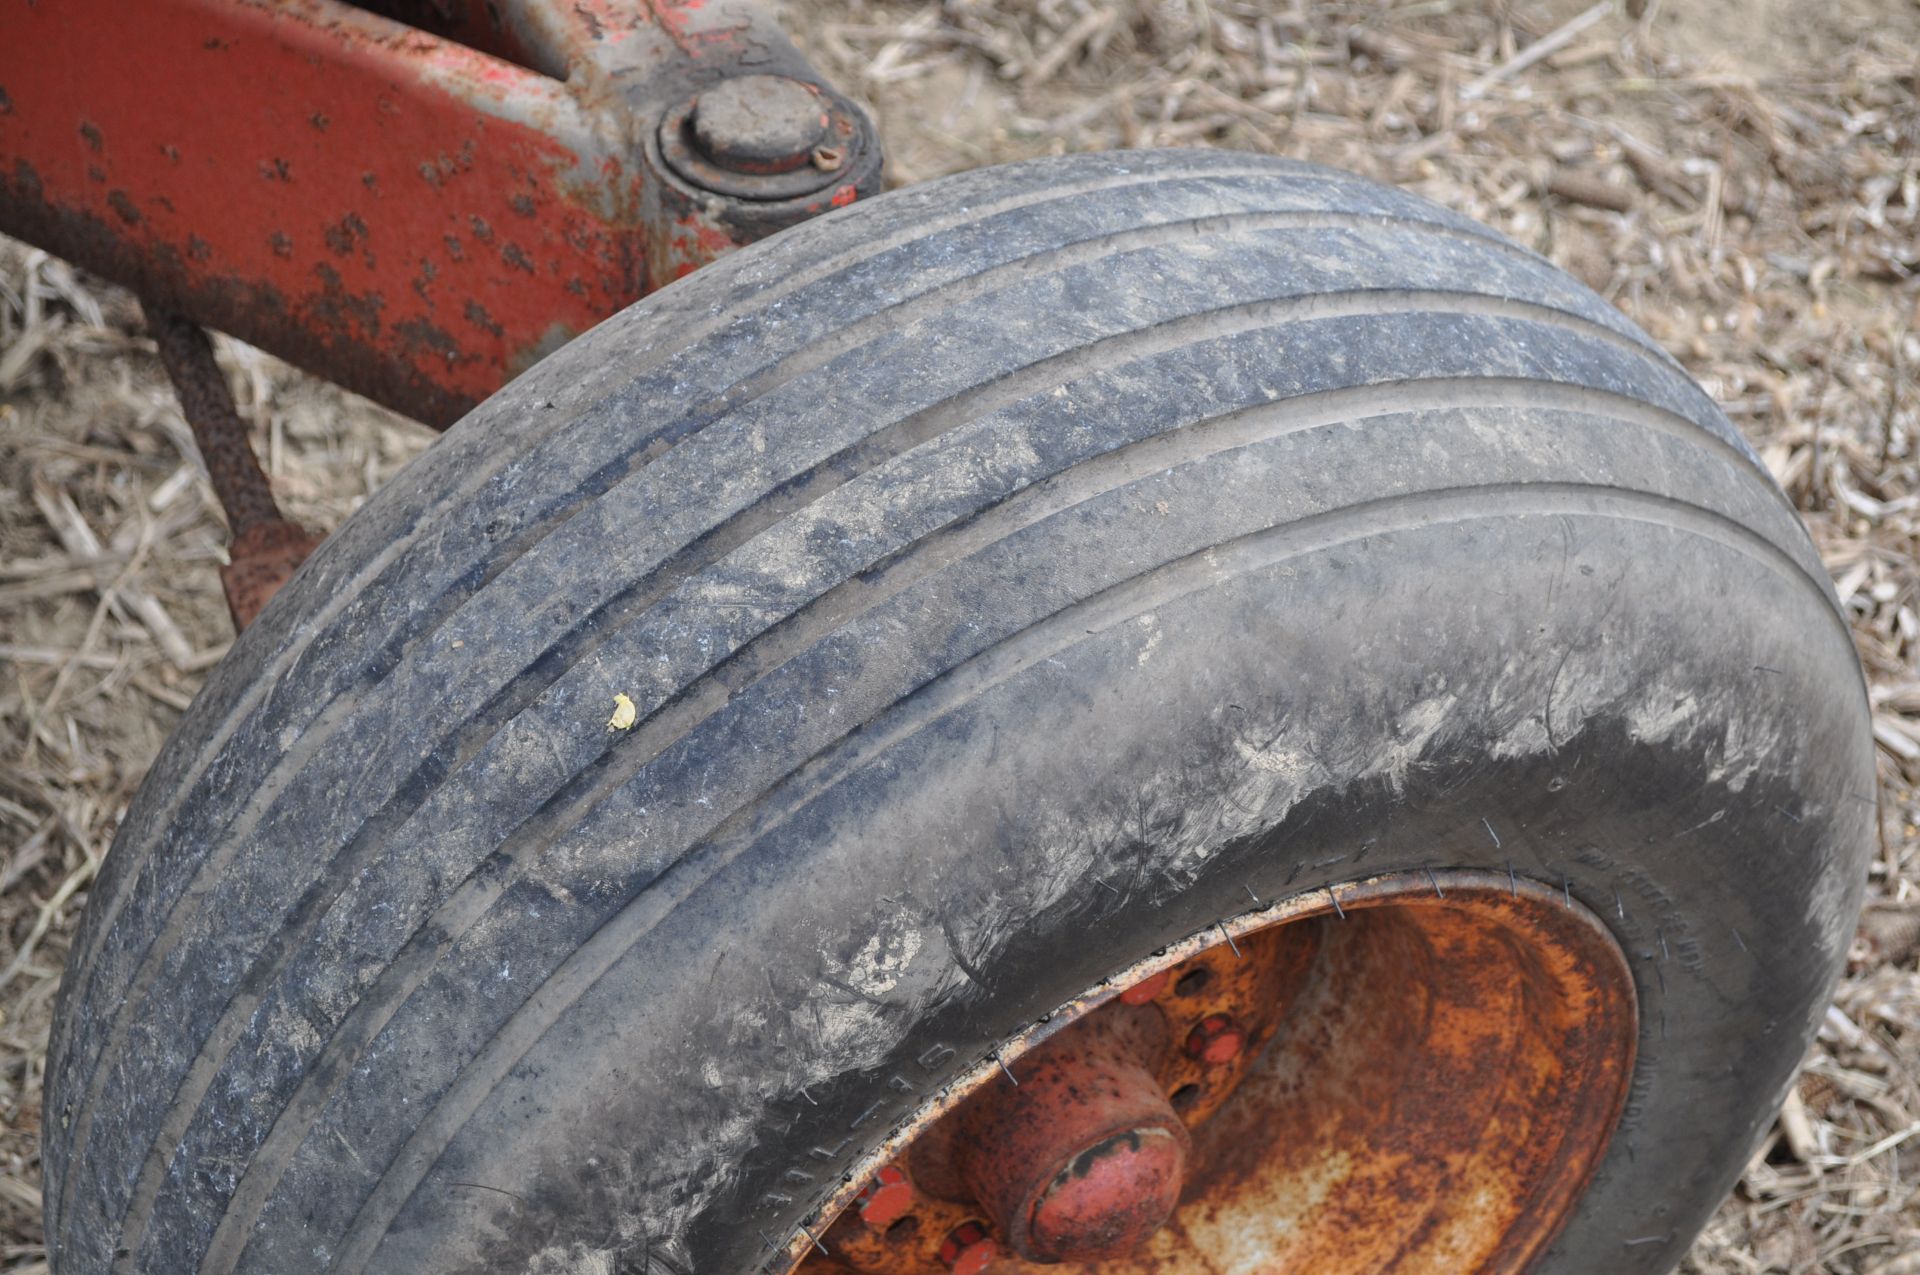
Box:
857 1163 916 1230
938 1220 999 1275
1185 1014 1245 1065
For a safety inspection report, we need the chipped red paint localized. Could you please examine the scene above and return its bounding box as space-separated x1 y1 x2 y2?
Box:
0 0 625 426
646 0 743 55
0 0 882 428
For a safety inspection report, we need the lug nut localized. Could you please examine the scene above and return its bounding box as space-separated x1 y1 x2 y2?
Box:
1184 1014 1245 1064
688 74 830 176
938 1220 998 1275
857 1163 916 1231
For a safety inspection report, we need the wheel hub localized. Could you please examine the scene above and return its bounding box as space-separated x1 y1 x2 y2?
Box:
797 871 1636 1275
955 1018 1190 1262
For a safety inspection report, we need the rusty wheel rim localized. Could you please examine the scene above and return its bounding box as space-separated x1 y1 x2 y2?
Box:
790 870 1636 1275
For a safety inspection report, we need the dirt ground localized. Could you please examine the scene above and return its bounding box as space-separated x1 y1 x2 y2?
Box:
3 1 1918 1271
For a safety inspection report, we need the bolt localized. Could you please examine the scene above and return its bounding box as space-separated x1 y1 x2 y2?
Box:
956 1023 1189 1262
688 74 830 176
938 1221 999 1275
857 1164 916 1231
1118 970 1170 1005
1028 1126 1186 1262
1184 1014 1245 1065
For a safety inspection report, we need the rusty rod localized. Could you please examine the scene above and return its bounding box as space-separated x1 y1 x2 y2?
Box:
143 302 283 537
143 301 319 629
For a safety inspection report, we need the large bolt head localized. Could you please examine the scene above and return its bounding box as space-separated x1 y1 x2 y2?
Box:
688 75 829 175
1028 1125 1187 1261
956 1020 1191 1262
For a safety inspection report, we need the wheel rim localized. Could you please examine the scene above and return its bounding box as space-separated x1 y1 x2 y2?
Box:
792 870 1637 1275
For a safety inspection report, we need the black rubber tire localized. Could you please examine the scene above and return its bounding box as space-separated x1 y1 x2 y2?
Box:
45 149 1871 1275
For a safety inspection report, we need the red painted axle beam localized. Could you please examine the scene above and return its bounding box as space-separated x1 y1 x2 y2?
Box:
0 0 880 427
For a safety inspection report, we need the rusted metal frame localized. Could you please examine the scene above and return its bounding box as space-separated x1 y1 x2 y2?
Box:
0 0 882 430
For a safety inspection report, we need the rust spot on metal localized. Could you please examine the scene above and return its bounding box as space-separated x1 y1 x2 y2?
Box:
78 119 101 151
463 298 503 337
324 212 369 256
309 263 385 340
106 189 139 224
395 315 465 367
